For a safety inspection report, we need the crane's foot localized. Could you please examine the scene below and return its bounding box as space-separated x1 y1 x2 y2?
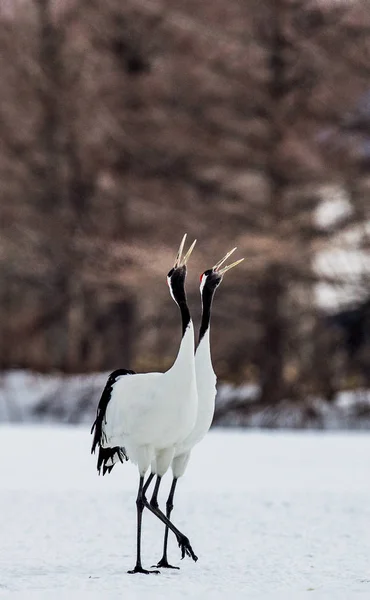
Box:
127 566 160 575
153 557 180 570
177 535 198 562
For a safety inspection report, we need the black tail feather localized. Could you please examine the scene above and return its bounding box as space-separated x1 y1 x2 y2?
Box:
91 369 135 475
97 446 128 476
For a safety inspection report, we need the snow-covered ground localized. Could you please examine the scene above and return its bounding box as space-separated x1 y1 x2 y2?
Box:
1 426 369 599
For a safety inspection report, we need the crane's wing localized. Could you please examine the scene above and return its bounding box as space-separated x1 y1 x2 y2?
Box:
91 368 135 475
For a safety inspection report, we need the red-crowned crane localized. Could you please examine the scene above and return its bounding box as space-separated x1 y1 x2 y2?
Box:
91 234 198 574
148 248 244 569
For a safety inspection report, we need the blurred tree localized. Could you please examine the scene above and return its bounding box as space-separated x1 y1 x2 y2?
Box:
0 0 369 411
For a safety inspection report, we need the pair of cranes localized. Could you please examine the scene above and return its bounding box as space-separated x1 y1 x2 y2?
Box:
91 234 243 574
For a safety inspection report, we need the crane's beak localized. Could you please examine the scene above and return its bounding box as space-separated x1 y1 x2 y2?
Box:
174 234 197 267
213 247 244 275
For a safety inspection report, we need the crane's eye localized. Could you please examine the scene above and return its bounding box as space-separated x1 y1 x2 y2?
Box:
167 268 174 278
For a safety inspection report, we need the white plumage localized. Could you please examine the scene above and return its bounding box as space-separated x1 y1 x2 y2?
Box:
152 247 244 569
171 328 217 478
172 250 243 473
91 234 198 574
103 325 197 476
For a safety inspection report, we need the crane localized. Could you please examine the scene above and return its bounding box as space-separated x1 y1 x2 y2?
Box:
147 247 244 569
91 234 198 574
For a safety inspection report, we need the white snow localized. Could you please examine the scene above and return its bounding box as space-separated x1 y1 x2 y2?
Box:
1 426 370 599
316 188 352 229
2 370 370 429
315 192 370 310
0 370 106 423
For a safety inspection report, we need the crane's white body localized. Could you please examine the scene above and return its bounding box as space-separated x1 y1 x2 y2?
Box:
102 322 198 476
92 234 200 573
152 249 243 570
171 328 216 478
168 253 243 481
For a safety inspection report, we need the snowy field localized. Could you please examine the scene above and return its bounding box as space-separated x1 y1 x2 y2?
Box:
1 427 370 599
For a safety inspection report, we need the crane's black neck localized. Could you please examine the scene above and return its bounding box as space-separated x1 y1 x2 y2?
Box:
198 285 215 344
179 300 191 337
170 271 191 337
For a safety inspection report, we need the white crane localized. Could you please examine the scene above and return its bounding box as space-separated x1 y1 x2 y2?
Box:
91 234 198 574
146 248 244 569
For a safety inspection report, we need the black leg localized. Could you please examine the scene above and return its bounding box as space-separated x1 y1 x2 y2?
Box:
143 472 155 495
128 476 160 575
149 475 162 509
142 478 197 563
154 477 179 569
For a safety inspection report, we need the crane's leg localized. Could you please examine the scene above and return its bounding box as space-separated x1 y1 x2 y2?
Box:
152 477 179 569
142 477 197 562
128 476 160 575
142 472 155 494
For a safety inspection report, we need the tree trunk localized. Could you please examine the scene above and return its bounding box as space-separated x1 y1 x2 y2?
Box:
257 1 291 405
36 0 65 211
258 264 286 405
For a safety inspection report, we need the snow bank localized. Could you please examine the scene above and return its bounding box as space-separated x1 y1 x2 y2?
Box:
1 370 370 429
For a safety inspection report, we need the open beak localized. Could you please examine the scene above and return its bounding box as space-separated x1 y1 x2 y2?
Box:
174 233 197 268
213 247 244 275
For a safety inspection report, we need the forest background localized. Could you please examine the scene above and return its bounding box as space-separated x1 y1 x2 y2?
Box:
1 0 370 425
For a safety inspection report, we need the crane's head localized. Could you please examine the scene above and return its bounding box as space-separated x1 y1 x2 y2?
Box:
167 233 196 302
200 247 244 295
